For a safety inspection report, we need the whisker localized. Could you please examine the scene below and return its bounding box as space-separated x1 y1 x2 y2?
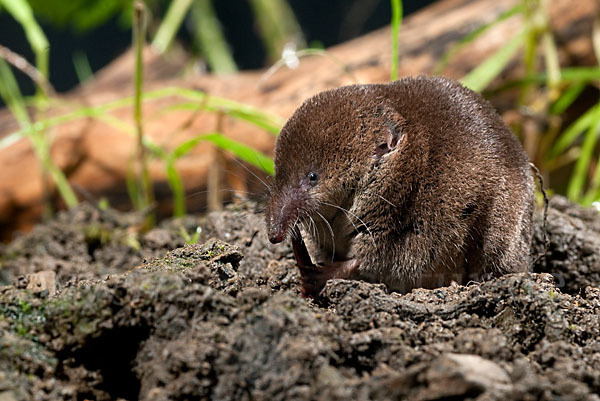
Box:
315 210 335 262
348 186 397 208
321 201 377 250
300 219 310 239
308 215 320 244
220 167 272 195
290 217 301 240
228 154 272 192
375 194 397 207
185 188 258 201
305 209 318 242
328 203 360 234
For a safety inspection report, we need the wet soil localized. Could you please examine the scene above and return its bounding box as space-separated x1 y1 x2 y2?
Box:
0 197 598 401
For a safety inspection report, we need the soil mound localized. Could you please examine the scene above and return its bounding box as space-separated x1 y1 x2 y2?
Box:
0 198 598 400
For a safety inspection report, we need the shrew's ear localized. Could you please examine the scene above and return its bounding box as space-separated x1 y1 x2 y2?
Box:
385 120 403 150
373 104 405 161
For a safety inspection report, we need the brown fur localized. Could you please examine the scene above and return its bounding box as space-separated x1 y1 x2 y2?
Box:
266 76 534 294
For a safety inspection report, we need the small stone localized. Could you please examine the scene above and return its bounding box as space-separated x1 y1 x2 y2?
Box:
59 385 77 397
26 270 57 296
14 275 28 289
421 353 511 399
0 391 18 401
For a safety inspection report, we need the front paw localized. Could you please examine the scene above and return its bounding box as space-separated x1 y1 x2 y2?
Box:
298 259 359 298
291 230 314 268
297 265 327 298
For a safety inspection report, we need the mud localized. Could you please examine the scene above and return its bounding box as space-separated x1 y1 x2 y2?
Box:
0 196 598 401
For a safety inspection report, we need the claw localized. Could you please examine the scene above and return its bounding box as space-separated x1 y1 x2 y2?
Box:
290 226 360 297
291 226 314 268
299 259 360 298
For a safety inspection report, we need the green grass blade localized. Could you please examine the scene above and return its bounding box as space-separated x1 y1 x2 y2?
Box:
101 87 286 133
202 133 274 175
171 136 206 159
206 103 284 135
585 189 600 205
169 133 274 175
151 0 193 54
550 81 586 115
556 67 600 82
549 106 595 159
0 131 24 148
542 30 561 99
137 87 285 133
0 59 77 208
165 132 275 214
566 102 600 201
390 0 403 81
133 0 154 223
249 0 305 63
583 15 600 203
166 159 186 216
190 0 237 74
581 162 600 204
155 99 284 135
27 130 78 207
72 0 125 32
0 0 49 78
125 162 142 211
45 157 78 207
210 107 282 135
0 44 53 96
72 51 93 83
489 67 600 94
460 27 527 92
435 3 524 74
96 114 135 135
2 87 285 151
0 59 30 126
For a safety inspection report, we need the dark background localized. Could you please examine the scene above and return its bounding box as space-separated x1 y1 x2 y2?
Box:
0 0 436 97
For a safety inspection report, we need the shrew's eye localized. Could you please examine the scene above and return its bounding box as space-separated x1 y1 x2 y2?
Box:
307 172 319 183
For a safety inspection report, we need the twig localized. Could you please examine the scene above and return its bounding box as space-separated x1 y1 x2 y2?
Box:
0 44 55 97
530 162 550 268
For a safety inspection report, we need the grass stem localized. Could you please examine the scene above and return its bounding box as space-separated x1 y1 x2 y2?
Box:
133 0 155 226
249 0 305 63
390 0 403 81
190 0 237 74
152 0 193 54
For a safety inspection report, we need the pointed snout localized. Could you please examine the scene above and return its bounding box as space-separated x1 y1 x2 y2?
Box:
267 211 288 244
266 195 298 244
269 230 285 244
266 183 311 245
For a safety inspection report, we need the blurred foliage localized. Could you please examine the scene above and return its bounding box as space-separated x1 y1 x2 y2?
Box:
249 0 305 63
0 0 290 218
132 0 155 227
0 0 77 215
1 0 600 220
0 0 49 78
445 0 600 206
152 0 191 53
189 0 237 73
24 0 133 31
6 0 305 72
